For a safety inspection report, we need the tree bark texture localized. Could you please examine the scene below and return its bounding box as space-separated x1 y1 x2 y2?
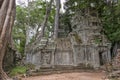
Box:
54 0 61 39
0 0 16 80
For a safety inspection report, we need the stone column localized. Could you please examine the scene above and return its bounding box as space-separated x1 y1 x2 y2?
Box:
51 49 55 68
72 45 77 66
107 43 112 62
107 49 111 62
92 46 100 68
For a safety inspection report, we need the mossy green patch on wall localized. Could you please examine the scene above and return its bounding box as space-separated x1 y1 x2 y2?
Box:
94 38 102 44
73 33 82 44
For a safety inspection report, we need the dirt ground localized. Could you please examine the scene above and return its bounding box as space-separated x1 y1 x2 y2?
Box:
22 72 106 80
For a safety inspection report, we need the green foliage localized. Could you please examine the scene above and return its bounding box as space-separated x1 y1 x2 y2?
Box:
9 66 27 76
9 63 35 76
13 0 55 54
102 2 120 43
59 12 72 34
13 5 27 55
27 0 46 26
65 0 105 14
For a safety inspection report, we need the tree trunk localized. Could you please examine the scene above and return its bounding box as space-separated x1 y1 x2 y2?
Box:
37 0 53 39
54 0 61 39
0 0 15 79
0 0 9 35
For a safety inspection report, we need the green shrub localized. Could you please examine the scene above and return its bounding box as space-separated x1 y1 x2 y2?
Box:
10 66 27 76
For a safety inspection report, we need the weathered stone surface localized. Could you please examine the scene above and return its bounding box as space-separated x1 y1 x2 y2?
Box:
112 49 120 70
25 10 111 70
55 38 74 66
69 11 111 68
26 37 55 69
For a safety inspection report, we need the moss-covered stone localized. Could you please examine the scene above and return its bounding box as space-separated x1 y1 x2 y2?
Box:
73 33 82 44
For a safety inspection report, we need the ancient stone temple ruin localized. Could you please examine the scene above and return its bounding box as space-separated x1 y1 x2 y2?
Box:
26 10 111 70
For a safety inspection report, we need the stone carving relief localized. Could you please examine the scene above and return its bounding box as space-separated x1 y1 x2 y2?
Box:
41 51 51 66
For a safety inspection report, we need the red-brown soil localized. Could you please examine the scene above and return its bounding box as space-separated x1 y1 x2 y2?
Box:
22 72 106 80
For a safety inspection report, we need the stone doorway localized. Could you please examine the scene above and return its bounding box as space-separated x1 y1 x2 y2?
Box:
99 51 108 66
99 52 104 65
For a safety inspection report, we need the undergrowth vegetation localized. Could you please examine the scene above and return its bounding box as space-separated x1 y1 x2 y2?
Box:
9 66 27 76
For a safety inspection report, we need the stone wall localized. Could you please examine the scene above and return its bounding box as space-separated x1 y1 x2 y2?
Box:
25 10 111 70
112 49 120 69
26 38 56 69
69 11 111 68
55 38 74 66
26 37 111 69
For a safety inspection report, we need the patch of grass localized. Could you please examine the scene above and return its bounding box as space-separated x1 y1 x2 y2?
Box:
9 66 27 76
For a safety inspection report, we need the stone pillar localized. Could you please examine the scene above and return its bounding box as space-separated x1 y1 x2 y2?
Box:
93 46 100 68
72 45 77 66
107 43 112 62
107 49 111 62
51 50 55 68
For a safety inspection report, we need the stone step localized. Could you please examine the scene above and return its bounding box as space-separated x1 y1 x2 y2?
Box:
30 68 97 76
34 65 94 73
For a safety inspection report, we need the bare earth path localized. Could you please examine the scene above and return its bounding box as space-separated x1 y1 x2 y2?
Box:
22 72 105 80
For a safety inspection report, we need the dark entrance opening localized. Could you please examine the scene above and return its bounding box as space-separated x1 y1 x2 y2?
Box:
99 52 104 65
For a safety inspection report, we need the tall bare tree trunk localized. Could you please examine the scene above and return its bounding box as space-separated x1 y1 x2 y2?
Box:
0 0 15 80
37 0 53 39
0 0 9 35
54 0 61 39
